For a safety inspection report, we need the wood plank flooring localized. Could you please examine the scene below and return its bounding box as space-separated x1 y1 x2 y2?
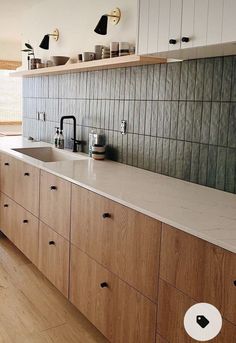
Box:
0 232 108 343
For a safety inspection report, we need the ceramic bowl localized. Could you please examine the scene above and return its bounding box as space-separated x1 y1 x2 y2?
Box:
51 56 70 66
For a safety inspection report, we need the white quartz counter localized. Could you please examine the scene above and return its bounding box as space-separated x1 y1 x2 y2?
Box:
0 136 236 254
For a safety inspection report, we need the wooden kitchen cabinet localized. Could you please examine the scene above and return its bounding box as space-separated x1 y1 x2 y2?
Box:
160 224 236 325
157 279 236 342
16 204 39 265
71 184 161 302
70 245 157 343
0 192 18 243
38 221 69 297
0 153 16 198
0 153 39 216
14 160 40 216
156 334 167 343
40 170 71 240
0 192 39 264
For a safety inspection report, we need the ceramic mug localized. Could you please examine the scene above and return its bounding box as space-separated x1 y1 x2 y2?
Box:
82 52 95 62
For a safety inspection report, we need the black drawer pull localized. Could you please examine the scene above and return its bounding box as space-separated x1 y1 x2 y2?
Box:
102 213 111 219
182 36 190 43
4 204 8 208
24 172 30 176
23 219 28 224
169 39 177 44
4 162 9 166
100 282 108 288
234 280 236 286
50 185 57 191
49 241 55 245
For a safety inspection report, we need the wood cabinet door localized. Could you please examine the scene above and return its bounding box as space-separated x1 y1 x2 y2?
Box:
0 154 16 198
157 280 236 342
14 160 40 216
0 192 17 243
38 221 69 297
160 224 236 325
71 185 161 302
70 245 156 343
40 171 71 240
16 205 39 266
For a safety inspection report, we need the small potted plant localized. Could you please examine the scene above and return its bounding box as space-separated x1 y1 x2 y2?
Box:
21 43 41 70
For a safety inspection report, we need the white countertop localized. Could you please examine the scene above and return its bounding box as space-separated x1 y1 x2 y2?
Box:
1 137 236 254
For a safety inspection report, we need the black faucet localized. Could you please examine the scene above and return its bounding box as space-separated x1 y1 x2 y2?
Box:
60 115 81 152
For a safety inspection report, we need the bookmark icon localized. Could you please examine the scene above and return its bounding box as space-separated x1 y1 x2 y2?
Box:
196 315 210 329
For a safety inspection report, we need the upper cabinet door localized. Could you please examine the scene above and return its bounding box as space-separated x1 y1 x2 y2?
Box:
147 0 160 54
157 0 171 52
137 0 150 54
181 0 208 49
168 0 182 50
222 0 236 43
207 0 224 45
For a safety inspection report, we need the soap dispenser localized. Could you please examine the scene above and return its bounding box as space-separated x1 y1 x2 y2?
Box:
54 127 60 148
58 130 64 149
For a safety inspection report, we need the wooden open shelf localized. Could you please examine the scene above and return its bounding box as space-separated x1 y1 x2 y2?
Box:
10 55 166 78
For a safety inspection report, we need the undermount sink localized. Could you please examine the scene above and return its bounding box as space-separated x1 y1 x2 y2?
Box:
12 147 87 163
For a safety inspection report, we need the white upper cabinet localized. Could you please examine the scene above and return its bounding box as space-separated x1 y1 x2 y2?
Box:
137 0 236 56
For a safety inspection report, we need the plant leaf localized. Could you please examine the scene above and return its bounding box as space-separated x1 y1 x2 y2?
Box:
21 49 31 52
25 43 33 50
29 53 34 55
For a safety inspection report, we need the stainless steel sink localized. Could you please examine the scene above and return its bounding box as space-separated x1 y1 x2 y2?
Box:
12 147 88 163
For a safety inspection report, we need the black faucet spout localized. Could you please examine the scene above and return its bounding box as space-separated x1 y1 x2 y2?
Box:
60 115 79 152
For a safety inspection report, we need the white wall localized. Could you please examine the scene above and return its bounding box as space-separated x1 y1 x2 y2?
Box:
0 41 21 61
21 0 137 67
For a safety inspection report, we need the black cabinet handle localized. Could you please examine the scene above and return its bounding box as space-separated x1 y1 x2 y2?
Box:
102 213 111 219
181 37 190 43
4 162 9 166
23 219 28 224
234 280 236 286
50 186 57 191
24 172 30 176
100 282 108 288
169 39 177 44
49 241 55 245
4 204 8 208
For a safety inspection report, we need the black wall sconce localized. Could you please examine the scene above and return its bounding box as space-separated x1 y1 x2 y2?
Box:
94 8 121 35
39 29 59 50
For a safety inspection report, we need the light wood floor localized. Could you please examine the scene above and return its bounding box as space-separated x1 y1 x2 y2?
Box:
0 232 108 343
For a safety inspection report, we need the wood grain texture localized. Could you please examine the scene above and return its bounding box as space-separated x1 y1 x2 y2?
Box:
14 160 40 216
71 185 161 302
160 224 236 325
0 60 21 70
157 279 236 343
16 203 39 266
38 221 69 297
0 192 39 265
70 245 157 343
40 170 71 239
0 153 16 198
11 55 166 78
0 232 107 342
156 334 168 343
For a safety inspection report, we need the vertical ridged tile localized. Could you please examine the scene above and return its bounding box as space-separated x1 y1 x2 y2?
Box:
203 58 214 101
165 64 173 100
207 145 217 188
172 62 181 100
138 135 145 168
198 144 208 185
216 147 227 190
156 138 163 173
228 102 236 148
151 101 158 137
190 143 200 183
212 58 223 101
200 102 211 144
163 101 171 138
139 101 146 135
175 141 184 179
221 56 233 101
145 101 152 135
185 102 194 141
187 60 197 100
177 101 186 140
152 64 160 100
157 102 164 137
159 64 167 100
192 102 202 142
225 148 236 193
149 137 157 172
162 138 169 175
169 139 177 177
195 59 205 101
209 102 220 145
183 142 192 181
180 61 188 100
170 101 178 139
140 66 148 99
146 65 154 100
218 103 230 146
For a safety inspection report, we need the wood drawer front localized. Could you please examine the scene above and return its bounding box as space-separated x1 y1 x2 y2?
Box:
70 245 157 343
14 160 40 216
157 280 236 343
0 192 17 243
0 154 16 198
16 204 39 265
38 221 69 297
40 171 71 239
71 185 161 302
160 224 236 325
0 192 39 264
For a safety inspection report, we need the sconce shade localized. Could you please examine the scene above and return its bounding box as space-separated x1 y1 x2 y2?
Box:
39 34 50 50
94 15 108 35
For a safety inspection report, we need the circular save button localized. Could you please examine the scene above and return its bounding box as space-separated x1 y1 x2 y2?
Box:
184 303 222 341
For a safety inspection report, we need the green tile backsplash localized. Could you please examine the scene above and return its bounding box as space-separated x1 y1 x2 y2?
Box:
23 56 236 194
